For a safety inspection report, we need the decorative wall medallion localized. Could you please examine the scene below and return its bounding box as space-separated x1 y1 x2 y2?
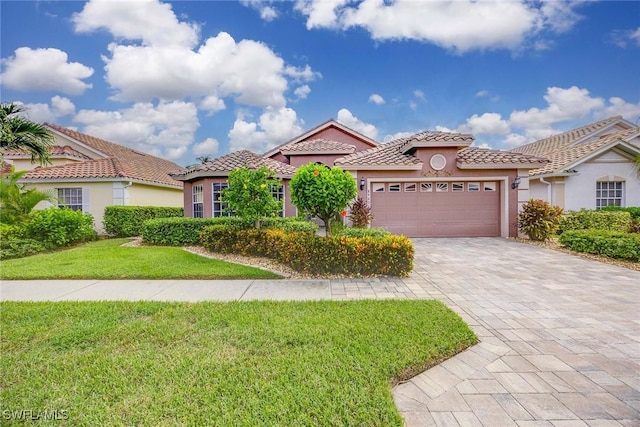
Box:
430 154 447 171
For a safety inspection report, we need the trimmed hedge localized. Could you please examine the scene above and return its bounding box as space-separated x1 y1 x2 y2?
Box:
142 216 318 246
200 226 414 277
559 230 640 261
338 227 391 238
601 206 640 221
103 206 184 237
559 209 632 234
1 208 97 259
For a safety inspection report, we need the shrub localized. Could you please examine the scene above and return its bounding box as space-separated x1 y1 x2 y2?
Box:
600 206 640 220
25 208 97 247
517 199 563 241
0 237 48 259
103 206 183 237
338 227 390 238
559 209 632 234
559 230 640 261
143 216 317 246
200 226 414 276
221 166 282 227
349 197 374 228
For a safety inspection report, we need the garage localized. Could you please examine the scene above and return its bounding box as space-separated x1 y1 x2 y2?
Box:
370 180 501 237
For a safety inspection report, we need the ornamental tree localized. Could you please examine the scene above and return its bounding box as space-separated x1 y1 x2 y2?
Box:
290 163 357 235
222 166 282 228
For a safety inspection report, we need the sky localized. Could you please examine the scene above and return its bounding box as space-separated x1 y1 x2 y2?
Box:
1 0 639 167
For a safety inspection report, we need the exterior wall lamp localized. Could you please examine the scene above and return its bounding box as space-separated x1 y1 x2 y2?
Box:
360 177 365 190
511 176 521 189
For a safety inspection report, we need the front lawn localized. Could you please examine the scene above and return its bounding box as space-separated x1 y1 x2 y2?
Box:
0 238 281 280
1 300 477 426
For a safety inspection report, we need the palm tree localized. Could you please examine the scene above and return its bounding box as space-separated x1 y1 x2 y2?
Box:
0 166 54 224
1 103 53 165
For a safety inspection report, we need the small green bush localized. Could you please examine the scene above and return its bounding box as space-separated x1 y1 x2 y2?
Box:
559 209 632 234
559 230 640 261
103 206 183 237
200 226 414 276
517 199 563 241
26 208 96 247
0 237 48 259
600 206 640 220
143 216 318 246
338 227 390 238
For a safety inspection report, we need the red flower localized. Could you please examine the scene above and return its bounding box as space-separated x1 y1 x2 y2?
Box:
313 170 320 176
341 210 347 218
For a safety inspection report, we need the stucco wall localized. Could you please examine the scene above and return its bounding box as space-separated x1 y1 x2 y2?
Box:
128 183 183 207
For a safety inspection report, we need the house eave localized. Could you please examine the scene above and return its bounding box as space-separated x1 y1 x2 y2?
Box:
20 176 182 189
403 140 472 153
457 162 548 170
336 164 424 171
281 149 355 156
170 170 293 181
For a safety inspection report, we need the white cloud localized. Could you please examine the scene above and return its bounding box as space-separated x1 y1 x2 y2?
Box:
284 64 321 82
409 100 418 111
228 107 304 152
192 138 220 156
295 0 584 53
200 96 226 115
368 94 385 105
476 90 490 98
457 113 510 136
413 90 425 100
383 131 414 142
74 101 199 160
593 97 640 121
336 108 378 140
1 47 93 95
609 27 640 48
294 85 311 100
72 0 199 47
17 96 76 123
241 0 278 22
509 86 605 130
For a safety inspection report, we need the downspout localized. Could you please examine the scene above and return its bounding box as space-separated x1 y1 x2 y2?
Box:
539 177 552 205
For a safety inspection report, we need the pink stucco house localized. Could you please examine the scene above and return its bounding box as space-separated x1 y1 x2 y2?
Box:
170 119 548 237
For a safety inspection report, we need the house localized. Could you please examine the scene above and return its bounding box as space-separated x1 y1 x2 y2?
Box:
3 123 184 233
172 119 548 237
510 116 640 211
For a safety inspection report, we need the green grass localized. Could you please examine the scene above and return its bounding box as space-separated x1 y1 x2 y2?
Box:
0 300 477 426
0 238 281 280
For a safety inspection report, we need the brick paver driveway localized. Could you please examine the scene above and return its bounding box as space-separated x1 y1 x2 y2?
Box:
394 238 640 426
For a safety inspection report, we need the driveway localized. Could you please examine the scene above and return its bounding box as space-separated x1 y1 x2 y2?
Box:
394 238 640 426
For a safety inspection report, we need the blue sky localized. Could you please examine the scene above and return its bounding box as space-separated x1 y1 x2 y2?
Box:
1 0 639 166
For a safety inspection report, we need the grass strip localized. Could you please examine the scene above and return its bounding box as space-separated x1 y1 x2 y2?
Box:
1 300 477 426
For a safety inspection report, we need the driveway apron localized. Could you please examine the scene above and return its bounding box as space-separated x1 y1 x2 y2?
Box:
394 237 640 426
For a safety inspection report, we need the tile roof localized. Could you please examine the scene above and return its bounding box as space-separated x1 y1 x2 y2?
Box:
457 147 549 166
42 123 183 187
3 145 92 161
400 131 474 150
23 158 127 180
508 117 639 176
335 138 422 167
280 138 356 154
171 150 297 179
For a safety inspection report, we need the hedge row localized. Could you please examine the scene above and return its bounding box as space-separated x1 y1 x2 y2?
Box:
559 209 632 234
103 206 184 237
0 208 97 259
601 206 640 221
337 227 391 238
142 216 318 246
200 226 414 277
559 230 640 261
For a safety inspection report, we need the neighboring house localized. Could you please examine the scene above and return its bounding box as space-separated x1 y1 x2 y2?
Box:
510 116 640 211
2 123 184 233
172 119 548 237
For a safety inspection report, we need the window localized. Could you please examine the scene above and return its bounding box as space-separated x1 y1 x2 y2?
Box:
420 183 433 192
388 183 401 192
212 183 230 217
404 183 416 192
483 182 496 192
270 184 285 217
373 183 385 192
468 182 480 192
57 188 83 211
452 183 464 192
596 181 623 208
192 184 203 218
436 183 448 192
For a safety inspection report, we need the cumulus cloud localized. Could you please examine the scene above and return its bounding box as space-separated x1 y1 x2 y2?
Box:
294 85 311 100
192 138 220 156
336 108 378 140
74 101 199 160
457 113 510 136
368 94 385 105
383 131 414 142
72 0 318 109
593 97 640 121
241 0 278 22
1 47 94 95
228 107 304 152
16 96 76 123
294 0 585 53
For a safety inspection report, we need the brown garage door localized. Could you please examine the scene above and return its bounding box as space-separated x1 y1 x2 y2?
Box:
370 181 500 237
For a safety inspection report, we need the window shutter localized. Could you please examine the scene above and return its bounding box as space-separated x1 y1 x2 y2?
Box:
82 188 90 213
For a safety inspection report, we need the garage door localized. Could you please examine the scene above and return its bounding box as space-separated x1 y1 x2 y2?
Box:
370 181 500 237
